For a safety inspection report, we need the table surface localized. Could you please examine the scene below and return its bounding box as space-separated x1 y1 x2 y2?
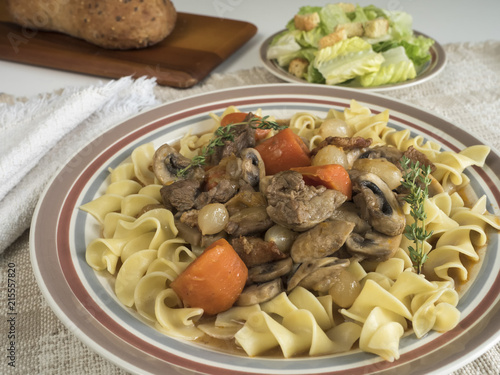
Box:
1 0 499 97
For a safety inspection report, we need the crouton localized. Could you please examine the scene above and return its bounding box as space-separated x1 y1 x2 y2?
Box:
318 28 347 49
364 18 389 38
335 22 364 38
294 12 320 31
335 3 356 13
288 58 309 78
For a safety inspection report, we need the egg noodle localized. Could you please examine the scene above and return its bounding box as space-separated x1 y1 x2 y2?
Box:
81 100 500 361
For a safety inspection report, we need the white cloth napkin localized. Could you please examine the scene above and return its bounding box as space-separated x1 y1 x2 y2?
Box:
0 76 159 253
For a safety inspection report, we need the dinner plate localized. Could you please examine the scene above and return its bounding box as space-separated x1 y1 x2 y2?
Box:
30 84 500 375
260 31 446 91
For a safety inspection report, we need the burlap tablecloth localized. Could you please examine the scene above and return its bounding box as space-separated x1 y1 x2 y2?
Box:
1 40 500 374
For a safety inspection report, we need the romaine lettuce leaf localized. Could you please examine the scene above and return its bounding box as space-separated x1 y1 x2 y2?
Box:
362 5 388 21
401 35 435 66
319 4 351 34
372 35 434 66
348 5 369 23
267 31 302 66
314 37 384 85
359 46 416 87
386 10 413 39
296 28 326 48
306 63 326 84
316 36 372 58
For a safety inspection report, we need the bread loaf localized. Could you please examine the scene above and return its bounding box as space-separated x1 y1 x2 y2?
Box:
6 0 177 50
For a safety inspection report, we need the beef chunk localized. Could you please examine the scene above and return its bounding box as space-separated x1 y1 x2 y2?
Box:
194 179 239 208
179 209 199 228
231 236 288 268
265 171 347 232
403 146 436 173
208 119 256 165
160 179 201 212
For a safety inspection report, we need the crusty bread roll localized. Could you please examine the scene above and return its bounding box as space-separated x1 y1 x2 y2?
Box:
6 0 177 50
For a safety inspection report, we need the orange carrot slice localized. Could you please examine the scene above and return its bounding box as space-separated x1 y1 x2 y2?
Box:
170 238 248 315
255 128 311 175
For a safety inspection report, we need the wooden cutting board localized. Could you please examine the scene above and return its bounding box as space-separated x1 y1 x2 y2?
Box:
0 12 257 88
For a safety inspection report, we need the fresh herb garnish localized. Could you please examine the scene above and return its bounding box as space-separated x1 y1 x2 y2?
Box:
400 155 434 274
176 116 285 177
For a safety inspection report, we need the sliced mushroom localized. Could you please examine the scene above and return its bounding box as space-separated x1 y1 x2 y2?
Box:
350 171 405 236
290 220 355 263
175 220 202 247
287 257 350 293
247 258 293 284
175 219 227 248
225 206 274 237
152 144 204 185
344 230 402 262
236 278 284 306
329 202 371 234
358 145 403 165
352 158 403 190
259 175 273 197
240 148 266 188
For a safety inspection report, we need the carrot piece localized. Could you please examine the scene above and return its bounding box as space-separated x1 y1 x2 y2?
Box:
220 112 248 127
254 127 271 142
254 128 311 175
220 112 270 141
170 238 248 315
291 164 352 200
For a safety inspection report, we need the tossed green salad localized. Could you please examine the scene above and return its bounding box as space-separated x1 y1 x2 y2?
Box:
266 3 435 87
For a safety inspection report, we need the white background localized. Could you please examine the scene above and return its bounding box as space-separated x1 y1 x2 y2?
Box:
1 0 499 97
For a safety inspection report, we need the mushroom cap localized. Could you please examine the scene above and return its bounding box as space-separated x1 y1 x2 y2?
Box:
247 257 293 284
351 171 406 236
240 148 266 188
287 257 350 293
236 278 284 306
152 143 204 185
290 220 355 263
345 230 402 262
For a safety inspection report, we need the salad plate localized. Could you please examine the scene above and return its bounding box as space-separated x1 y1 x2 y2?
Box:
30 84 500 375
260 30 446 91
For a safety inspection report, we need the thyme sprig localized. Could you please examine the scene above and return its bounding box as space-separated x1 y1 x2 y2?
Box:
400 156 434 274
176 116 285 177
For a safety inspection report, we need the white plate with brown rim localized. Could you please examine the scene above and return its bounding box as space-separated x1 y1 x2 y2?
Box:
30 84 500 375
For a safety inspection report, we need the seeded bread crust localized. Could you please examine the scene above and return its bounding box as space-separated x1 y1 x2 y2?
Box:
7 0 177 50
